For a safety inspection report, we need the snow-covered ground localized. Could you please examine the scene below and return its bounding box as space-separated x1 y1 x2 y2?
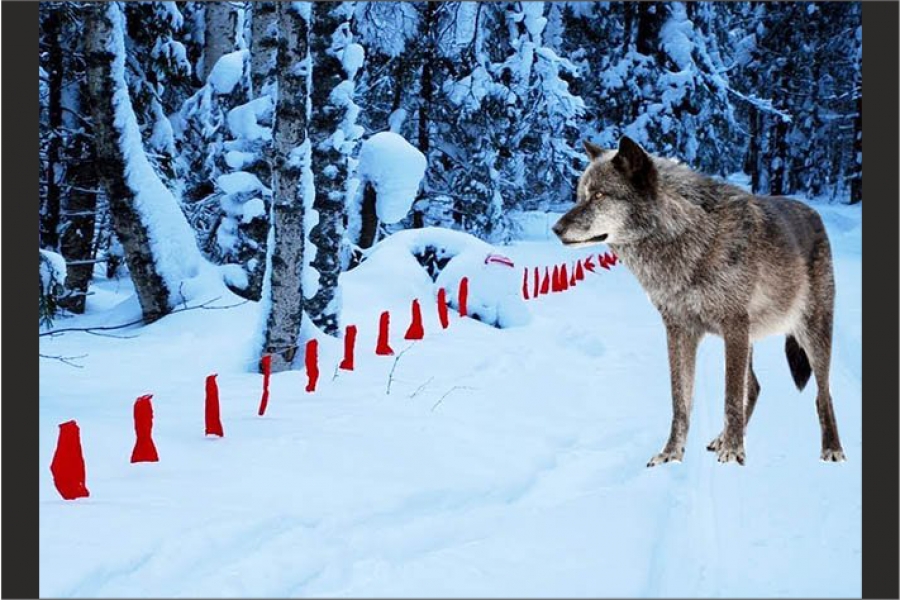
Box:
39 200 861 598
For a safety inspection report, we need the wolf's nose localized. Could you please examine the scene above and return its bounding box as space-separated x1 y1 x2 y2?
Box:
551 221 565 237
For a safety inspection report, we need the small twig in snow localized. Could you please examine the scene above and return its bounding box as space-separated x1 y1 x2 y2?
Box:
386 342 417 395
40 353 88 369
39 297 247 337
84 330 139 339
409 376 435 399
431 386 476 412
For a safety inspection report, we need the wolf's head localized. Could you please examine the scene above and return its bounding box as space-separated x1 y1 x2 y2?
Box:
553 136 659 246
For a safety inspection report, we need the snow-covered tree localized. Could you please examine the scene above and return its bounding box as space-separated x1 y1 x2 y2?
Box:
39 249 68 327
84 1 202 323
122 2 193 185
306 2 364 336
201 0 235 81
351 131 426 250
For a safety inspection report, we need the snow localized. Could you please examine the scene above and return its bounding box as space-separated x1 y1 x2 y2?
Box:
388 108 407 133
220 263 249 291
227 96 273 142
40 249 67 291
39 194 864 600
436 250 531 329
660 3 695 71
522 3 548 38
240 197 266 224
224 150 256 170
357 132 427 225
216 171 267 196
207 50 248 95
342 43 365 79
360 228 528 329
39 198 861 597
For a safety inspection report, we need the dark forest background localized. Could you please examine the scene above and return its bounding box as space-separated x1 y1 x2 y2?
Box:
38 2 861 344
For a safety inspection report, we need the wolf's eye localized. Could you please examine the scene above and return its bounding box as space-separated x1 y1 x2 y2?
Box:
594 192 604 200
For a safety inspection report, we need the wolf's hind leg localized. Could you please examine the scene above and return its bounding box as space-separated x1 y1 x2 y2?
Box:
713 318 750 464
797 315 845 462
708 349 760 451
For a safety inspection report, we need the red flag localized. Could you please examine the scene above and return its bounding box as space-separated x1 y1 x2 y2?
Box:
305 339 319 393
339 325 357 371
560 264 570 290
131 394 159 463
599 253 610 270
540 267 551 294
522 268 530 300
437 288 450 329
376 311 395 355
205 374 224 437
404 299 425 340
459 277 469 316
569 264 577 286
575 260 585 280
584 256 596 273
258 355 272 416
50 420 90 500
532 267 540 297
551 265 561 292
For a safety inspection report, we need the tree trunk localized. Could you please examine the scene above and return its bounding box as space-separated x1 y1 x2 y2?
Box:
84 2 199 323
203 1 234 81
849 86 862 205
358 182 379 249
261 3 310 373
58 19 100 314
307 3 350 336
769 118 788 196
249 2 278 99
745 109 760 193
42 8 63 250
411 1 437 230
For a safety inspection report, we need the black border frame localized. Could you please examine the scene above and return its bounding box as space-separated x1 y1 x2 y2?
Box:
6 1 898 598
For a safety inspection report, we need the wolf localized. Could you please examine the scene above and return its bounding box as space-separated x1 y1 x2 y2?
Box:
553 136 845 466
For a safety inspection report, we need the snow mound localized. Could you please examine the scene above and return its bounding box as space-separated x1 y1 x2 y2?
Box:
364 228 530 328
357 132 427 224
342 43 365 79
436 250 531 329
39 249 67 290
217 171 267 197
227 96 273 142
208 50 247 95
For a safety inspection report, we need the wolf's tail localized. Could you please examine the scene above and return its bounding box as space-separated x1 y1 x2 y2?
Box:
785 335 812 391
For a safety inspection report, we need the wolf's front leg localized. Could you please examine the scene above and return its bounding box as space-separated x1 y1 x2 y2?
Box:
717 317 750 465
648 322 700 467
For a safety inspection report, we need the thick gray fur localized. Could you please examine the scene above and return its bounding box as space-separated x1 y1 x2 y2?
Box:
553 137 845 466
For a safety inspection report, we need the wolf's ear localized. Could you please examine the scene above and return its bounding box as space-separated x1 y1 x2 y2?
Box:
613 136 657 192
583 140 604 161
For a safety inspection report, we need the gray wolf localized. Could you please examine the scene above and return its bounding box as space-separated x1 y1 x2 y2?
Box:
552 136 845 466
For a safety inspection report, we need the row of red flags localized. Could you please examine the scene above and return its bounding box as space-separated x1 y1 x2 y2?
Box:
522 251 618 300
50 252 618 501
50 278 470 500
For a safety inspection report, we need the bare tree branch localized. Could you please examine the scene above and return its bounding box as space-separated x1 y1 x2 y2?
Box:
40 352 88 368
39 297 248 337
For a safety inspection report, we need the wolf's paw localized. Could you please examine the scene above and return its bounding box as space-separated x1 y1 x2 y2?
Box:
647 447 684 468
821 448 847 462
716 443 745 465
706 433 724 452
